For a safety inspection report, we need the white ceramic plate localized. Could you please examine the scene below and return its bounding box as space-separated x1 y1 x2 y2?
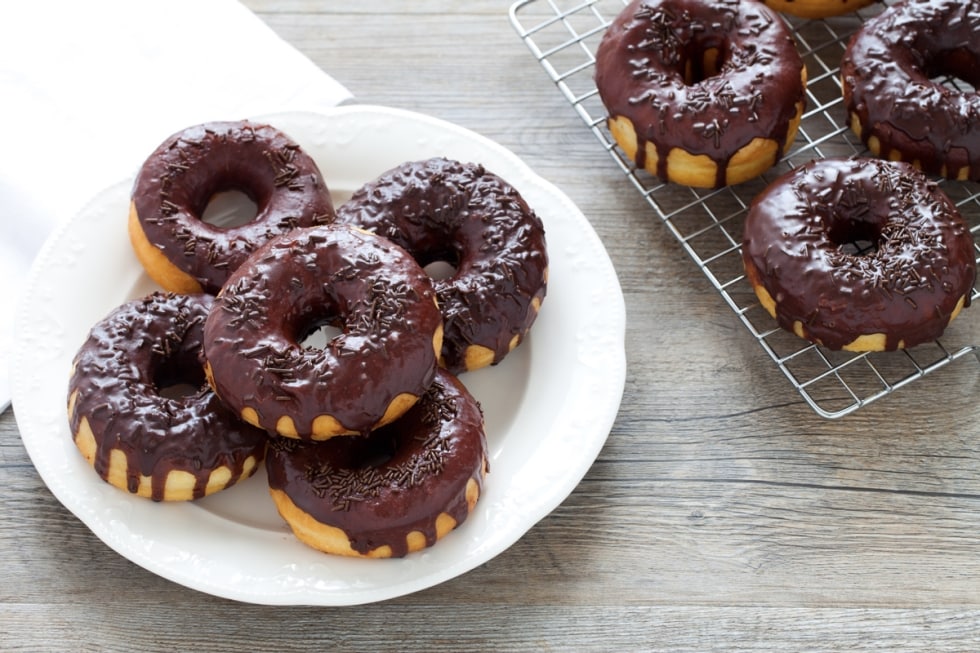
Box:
11 106 626 606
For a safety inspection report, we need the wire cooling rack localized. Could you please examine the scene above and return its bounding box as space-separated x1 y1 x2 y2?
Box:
509 0 980 418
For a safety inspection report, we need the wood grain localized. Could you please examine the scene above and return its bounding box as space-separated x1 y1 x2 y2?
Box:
3 1 980 650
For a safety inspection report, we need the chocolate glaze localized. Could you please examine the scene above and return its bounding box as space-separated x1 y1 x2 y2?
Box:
266 368 487 558
67 292 268 501
842 0 980 181
131 121 336 294
202 224 442 438
594 0 806 188
336 158 548 374
742 157 976 350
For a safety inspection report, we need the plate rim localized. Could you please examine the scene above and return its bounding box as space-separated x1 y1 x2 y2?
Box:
11 104 627 605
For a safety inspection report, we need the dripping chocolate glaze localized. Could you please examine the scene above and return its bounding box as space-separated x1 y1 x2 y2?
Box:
266 369 487 558
67 293 268 502
842 0 980 181
203 224 443 438
335 157 549 374
594 0 806 188
742 157 977 350
131 120 336 294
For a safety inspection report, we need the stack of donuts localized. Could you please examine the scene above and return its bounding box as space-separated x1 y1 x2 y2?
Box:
594 0 977 350
67 120 549 558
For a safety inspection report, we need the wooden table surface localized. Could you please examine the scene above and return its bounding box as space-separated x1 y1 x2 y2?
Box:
4 1 980 650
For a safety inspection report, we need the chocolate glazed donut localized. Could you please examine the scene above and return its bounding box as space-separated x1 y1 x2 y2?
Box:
594 0 807 188
761 0 875 19
336 157 549 374
742 157 976 351
266 368 488 558
202 224 444 440
842 0 980 181
129 120 336 294
67 292 268 501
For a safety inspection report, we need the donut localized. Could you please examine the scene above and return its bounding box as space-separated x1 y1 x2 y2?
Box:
265 368 488 558
594 0 808 188
202 224 444 440
742 157 976 351
760 0 875 18
67 292 268 501
842 0 980 181
129 120 336 295
335 157 548 373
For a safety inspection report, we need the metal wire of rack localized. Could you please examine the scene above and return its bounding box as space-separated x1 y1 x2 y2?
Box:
509 0 980 419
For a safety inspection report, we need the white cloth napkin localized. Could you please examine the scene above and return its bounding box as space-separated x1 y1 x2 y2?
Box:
0 0 354 411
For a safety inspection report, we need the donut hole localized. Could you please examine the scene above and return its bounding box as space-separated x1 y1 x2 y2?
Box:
423 260 458 281
675 42 729 86
352 430 398 470
418 248 461 281
153 352 207 400
201 189 260 229
158 382 202 400
828 219 881 256
685 46 725 85
297 316 344 350
925 48 980 92
322 427 400 471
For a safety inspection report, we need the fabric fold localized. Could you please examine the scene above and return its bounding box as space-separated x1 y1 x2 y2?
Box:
0 0 354 410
